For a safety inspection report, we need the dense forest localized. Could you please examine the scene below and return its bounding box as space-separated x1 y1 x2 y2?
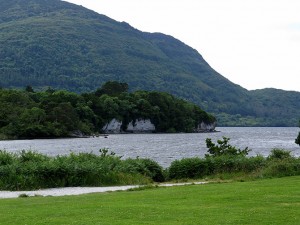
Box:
0 0 300 126
0 82 215 139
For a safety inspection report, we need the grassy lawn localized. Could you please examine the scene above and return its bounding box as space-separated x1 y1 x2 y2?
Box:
0 176 299 225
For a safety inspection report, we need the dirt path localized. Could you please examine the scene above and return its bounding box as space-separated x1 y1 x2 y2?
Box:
0 182 207 199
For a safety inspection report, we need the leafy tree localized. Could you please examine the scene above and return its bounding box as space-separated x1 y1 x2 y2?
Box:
99 95 121 122
296 120 300 146
25 85 34 93
15 107 50 138
95 81 128 97
48 102 79 131
20 107 46 125
296 134 300 146
205 137 250 157
268 149 292 160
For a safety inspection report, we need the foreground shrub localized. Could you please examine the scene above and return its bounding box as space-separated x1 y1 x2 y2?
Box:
119 158 165 182
268 149 292 160
262 157 300 178
205 137 250 157
262 149 300 178
0 150 16 166
205 155 265 174
168 155 266 180
168 147 299 181
0 149 160 191
168 158 208 179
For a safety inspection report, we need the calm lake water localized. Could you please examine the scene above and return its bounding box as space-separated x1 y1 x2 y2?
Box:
0 127 299 167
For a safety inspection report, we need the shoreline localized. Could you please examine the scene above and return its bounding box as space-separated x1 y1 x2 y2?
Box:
0 130 220 141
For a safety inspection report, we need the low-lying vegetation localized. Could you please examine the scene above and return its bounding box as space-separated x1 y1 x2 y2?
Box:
168 138 300 180
0 137 299 191
0 148 164 190
168 148 300 180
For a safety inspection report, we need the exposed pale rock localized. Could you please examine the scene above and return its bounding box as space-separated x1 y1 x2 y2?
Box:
194 121 216 132
126 119 155 133
102 118 216 133
102 119 122 133
102 118 155 133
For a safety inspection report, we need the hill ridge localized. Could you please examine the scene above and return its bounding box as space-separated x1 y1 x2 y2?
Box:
0 0 299 126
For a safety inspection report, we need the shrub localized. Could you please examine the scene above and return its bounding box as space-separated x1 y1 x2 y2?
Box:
18 150 50 163
262 158 300 178
168 158 208 179
296 132 300 146
205 155 265 174
205 137 250 157
0 150 163 191
295 120 300 146
18 193 30 198
268 149 292 160
0 150 16 166
120 158 165 182
168 155 266 180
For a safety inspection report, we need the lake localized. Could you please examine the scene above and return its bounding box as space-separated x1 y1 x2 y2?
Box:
0 127 299 167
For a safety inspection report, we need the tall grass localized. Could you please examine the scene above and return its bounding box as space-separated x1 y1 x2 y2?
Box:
262 149 300 178
0 149 163 190
168 149 300 180
168 155 266 180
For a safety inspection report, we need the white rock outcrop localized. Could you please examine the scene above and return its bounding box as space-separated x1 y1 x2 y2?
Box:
194 121 216 132
102 118 216 133
102 118 155 133
126 119 156 133
102 119 122 133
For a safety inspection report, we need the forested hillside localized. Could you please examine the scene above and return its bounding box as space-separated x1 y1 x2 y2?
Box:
0 0 299 126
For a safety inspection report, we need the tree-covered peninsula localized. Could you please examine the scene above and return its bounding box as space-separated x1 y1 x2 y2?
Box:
0 82 216 139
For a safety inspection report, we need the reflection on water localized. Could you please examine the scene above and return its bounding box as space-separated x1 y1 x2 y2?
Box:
0 127 299 167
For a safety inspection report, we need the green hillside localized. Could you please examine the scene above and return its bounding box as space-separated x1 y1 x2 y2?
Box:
0 0 299 126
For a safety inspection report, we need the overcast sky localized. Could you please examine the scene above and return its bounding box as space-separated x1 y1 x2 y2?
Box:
65 0 300 92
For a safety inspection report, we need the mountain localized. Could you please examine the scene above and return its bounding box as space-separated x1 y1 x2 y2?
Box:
0 0 299 126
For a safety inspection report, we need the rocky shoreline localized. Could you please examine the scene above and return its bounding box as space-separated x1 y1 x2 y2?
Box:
102 118 217 134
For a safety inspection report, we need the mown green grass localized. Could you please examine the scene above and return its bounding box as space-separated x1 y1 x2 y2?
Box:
0 176 299 225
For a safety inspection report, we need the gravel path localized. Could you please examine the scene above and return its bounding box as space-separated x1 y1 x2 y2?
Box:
0 182 207 199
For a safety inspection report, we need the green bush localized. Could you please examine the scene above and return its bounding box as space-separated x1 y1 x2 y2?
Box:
205 137 250 157
168 158 208 179
296 132 300 146
205 155 265 174
295 120 300 146
119 158 165 182
18 150 50 163
268 149 292 160
168 155 265 180
0 150 16 166
262 158 300 178
0 149 161 191
168 137 260 180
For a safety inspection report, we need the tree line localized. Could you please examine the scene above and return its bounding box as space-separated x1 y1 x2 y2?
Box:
0 81 215 139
